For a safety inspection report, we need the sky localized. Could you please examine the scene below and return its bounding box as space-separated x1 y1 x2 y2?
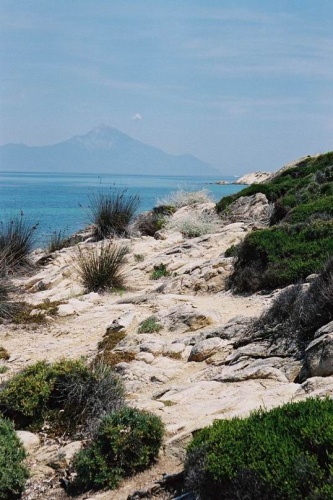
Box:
0 0 333 174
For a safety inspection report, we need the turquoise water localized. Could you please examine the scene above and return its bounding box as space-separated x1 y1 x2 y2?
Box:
0 171 244 246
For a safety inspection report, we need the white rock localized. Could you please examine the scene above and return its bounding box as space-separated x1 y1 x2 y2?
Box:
16 430 40 454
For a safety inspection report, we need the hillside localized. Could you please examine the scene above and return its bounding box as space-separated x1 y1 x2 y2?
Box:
217 151 333 292
0 124 218 176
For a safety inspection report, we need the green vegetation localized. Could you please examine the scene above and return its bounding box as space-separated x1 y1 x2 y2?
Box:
185 398 333 499
0 359 124 437
0 418 29 499
219 152 333 292
134 253 145 262
88 189 140 239
76 242 129 293
150 263 170 280
216 152 333 215
71 407 164 493
228 220 333 292
138 316 163 334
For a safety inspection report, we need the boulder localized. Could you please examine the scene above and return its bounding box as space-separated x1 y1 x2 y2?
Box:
301 333 333 380
223 193 270 225
16 430 40 454
188 338 228 362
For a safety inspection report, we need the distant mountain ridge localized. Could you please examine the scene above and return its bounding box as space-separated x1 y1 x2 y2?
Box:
0 124 218 176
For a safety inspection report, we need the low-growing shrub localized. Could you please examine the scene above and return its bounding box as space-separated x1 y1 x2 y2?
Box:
184 398 333 499
158 189 213 209
228 221 333 292
247 257 333 357
165 211 221 238
0 359 124 437
150 263 170 280
138 316 163 334
95 330 136 366
134 253 145 262
71 407 164 492
0 418 29 499
76 242 129 293
0 213 38 269
224 244 239 258
88 190 140 239
133 205 176 236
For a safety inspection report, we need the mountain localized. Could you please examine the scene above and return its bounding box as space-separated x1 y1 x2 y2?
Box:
0 124 219 176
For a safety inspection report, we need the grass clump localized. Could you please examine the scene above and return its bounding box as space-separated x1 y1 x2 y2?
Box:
76 242 129 293
134 253 145 262
0 418 29 499
0 347 9 361
0 213 38 269
0 359 124 437
70 407 164 493
165 211 221 238
138 316 163 334
46 228 70 253
158 189 213 209
184 398 333 499
88 189 140 239
150 263 170 280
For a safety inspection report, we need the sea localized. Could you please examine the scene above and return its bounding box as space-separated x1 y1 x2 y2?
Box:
0 171 245 247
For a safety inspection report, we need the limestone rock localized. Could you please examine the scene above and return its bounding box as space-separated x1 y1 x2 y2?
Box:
48 441 82 470
301 333 333 380
233 171 271 185
16 430 40 454
223 193 271 225
188 338 229 362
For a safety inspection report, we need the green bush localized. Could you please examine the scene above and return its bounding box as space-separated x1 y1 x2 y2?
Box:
216 152 333 221
76 242 129 293
88 189 140 239
71 407 164 492
0 418 29 499
228 221 333 292
134 205 175 236
150 263 170 280
286 196 333 223
138 316 163 333
184 398 333 499
0 359 124 436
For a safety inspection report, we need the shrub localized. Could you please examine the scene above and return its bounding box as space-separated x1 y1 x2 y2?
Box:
46 228 70 253
184 398 333 499
158 189 213 209
150 263 170 280
165 211 221 238
246 257 333 358
138 316 163 334
0 347 10 361
134 253 145 262
71 407 164 492
0 359 124 437
133 205 176 236
228 221 333 292
76 242 129 293
0 213 38 269
88 190 140 239
0 418 29 499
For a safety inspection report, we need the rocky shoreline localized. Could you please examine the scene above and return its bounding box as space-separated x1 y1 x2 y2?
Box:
1 164 333 498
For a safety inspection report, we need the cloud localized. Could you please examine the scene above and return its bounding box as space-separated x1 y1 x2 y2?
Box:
131 113 142 121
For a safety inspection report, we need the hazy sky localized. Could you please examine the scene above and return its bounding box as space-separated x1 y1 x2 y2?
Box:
1 0 332 174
